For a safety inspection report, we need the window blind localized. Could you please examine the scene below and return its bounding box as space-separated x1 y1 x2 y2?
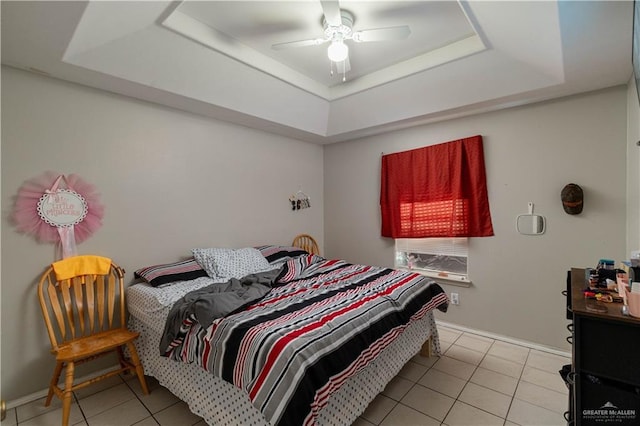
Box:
395 237 468 257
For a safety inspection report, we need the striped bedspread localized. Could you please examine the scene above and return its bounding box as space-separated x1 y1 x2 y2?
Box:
161 255 448 426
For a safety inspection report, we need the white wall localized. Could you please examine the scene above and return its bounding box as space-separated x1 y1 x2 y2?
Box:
0 67 324 402
324 87 629 351
627 75 640 255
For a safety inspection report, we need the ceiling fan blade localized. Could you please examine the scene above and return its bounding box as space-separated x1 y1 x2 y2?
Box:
320 0 342 27
353 26 411 42
272 38 327 50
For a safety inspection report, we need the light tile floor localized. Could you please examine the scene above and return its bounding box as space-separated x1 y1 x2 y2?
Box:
1 325 571 426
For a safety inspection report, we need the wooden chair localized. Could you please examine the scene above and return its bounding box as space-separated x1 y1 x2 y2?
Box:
37 255 149 426
292 234 320 255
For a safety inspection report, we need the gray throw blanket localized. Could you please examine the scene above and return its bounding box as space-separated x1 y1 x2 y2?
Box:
160 268 281 354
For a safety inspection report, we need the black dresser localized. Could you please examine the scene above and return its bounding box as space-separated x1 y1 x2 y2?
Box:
565 268 640 425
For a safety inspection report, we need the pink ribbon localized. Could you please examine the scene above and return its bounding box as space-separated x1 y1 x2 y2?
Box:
57 226 78 258
45 175 72 203
47 175 78 259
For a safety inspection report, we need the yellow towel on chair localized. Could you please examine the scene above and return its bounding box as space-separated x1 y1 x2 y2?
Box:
52 255 112 280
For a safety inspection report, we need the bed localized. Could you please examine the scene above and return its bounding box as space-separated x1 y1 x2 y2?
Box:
126 246 448 426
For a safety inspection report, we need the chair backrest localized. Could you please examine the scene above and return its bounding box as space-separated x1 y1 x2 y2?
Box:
37 258 126 351
292 234 320 255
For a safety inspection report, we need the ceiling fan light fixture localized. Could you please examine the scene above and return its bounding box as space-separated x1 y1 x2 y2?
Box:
327 40 348 62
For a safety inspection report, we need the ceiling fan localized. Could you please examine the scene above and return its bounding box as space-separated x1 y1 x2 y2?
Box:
271 0 411 81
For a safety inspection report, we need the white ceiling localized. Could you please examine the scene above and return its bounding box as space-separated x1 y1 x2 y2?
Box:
163 1 484 97
1 1 634 144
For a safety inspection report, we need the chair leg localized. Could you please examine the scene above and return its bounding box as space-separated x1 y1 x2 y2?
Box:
116 347 129 372
45 361 64 406
126 342 149 395
61 361 74 426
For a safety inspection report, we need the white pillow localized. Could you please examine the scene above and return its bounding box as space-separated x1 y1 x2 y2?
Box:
192 247 271 280
191 248 229 279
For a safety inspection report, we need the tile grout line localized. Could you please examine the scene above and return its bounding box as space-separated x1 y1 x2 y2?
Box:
438 329 566 424
73 392 89 425
376 331 462 426
464 330 570 422
122 376 158 425
438 330 472 424
443 337 506 424
502 344 532 426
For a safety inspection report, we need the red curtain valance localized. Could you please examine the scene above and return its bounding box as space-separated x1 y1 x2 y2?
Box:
380 135 494 238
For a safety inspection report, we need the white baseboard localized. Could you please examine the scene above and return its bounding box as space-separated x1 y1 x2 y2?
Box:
436 320 571 358
5 366 120 410
6 389 49 411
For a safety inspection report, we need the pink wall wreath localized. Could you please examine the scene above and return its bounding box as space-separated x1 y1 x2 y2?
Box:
11 171 104 256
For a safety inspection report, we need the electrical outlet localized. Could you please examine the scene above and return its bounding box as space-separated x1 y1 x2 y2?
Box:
450 292 460 305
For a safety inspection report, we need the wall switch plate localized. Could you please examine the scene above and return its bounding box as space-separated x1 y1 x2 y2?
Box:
450 292 460 305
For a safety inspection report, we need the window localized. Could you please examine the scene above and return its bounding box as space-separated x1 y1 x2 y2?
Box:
395 237 469 283
382 136 492 285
